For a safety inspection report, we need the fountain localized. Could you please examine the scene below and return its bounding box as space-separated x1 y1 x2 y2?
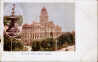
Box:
6 4 19 37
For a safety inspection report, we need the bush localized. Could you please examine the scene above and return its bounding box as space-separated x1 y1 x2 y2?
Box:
31 32 75 51
57 32 74 48
41 38 56 51
32 40 41 51
4 34 24 51
32 38 56 51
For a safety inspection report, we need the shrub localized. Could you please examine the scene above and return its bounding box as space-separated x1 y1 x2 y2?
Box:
32 38 56 51
57 32 74 48
4 34 24 51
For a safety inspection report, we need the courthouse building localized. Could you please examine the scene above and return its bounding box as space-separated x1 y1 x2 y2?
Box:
21 7 62 45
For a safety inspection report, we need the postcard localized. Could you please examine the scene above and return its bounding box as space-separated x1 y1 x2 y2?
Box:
0 0 97 62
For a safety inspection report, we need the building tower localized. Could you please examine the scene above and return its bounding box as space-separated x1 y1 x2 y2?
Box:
40 7 48 23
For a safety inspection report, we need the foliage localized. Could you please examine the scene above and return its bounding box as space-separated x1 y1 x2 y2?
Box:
32 38 56 51
4 34 24 51
32 40 40 51
4 19 9 26
57 32 74 48
31 32 75 51
4 16 23 26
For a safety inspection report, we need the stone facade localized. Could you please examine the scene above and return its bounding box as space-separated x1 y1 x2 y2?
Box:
21 7 62 45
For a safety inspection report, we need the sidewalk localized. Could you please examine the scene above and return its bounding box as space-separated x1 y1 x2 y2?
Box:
58 45 75 51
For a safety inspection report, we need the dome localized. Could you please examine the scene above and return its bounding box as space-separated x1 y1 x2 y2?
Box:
41 7 47 12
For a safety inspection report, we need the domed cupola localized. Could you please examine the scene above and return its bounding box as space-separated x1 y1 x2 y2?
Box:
40 7 48 23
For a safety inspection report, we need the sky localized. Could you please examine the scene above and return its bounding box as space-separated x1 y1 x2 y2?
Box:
4 3 75 32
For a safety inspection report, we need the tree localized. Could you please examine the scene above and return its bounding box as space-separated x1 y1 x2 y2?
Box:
31 38 56 51
41 38 56 51
57 32 73 48
32 40 41 51
4 34 24 51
